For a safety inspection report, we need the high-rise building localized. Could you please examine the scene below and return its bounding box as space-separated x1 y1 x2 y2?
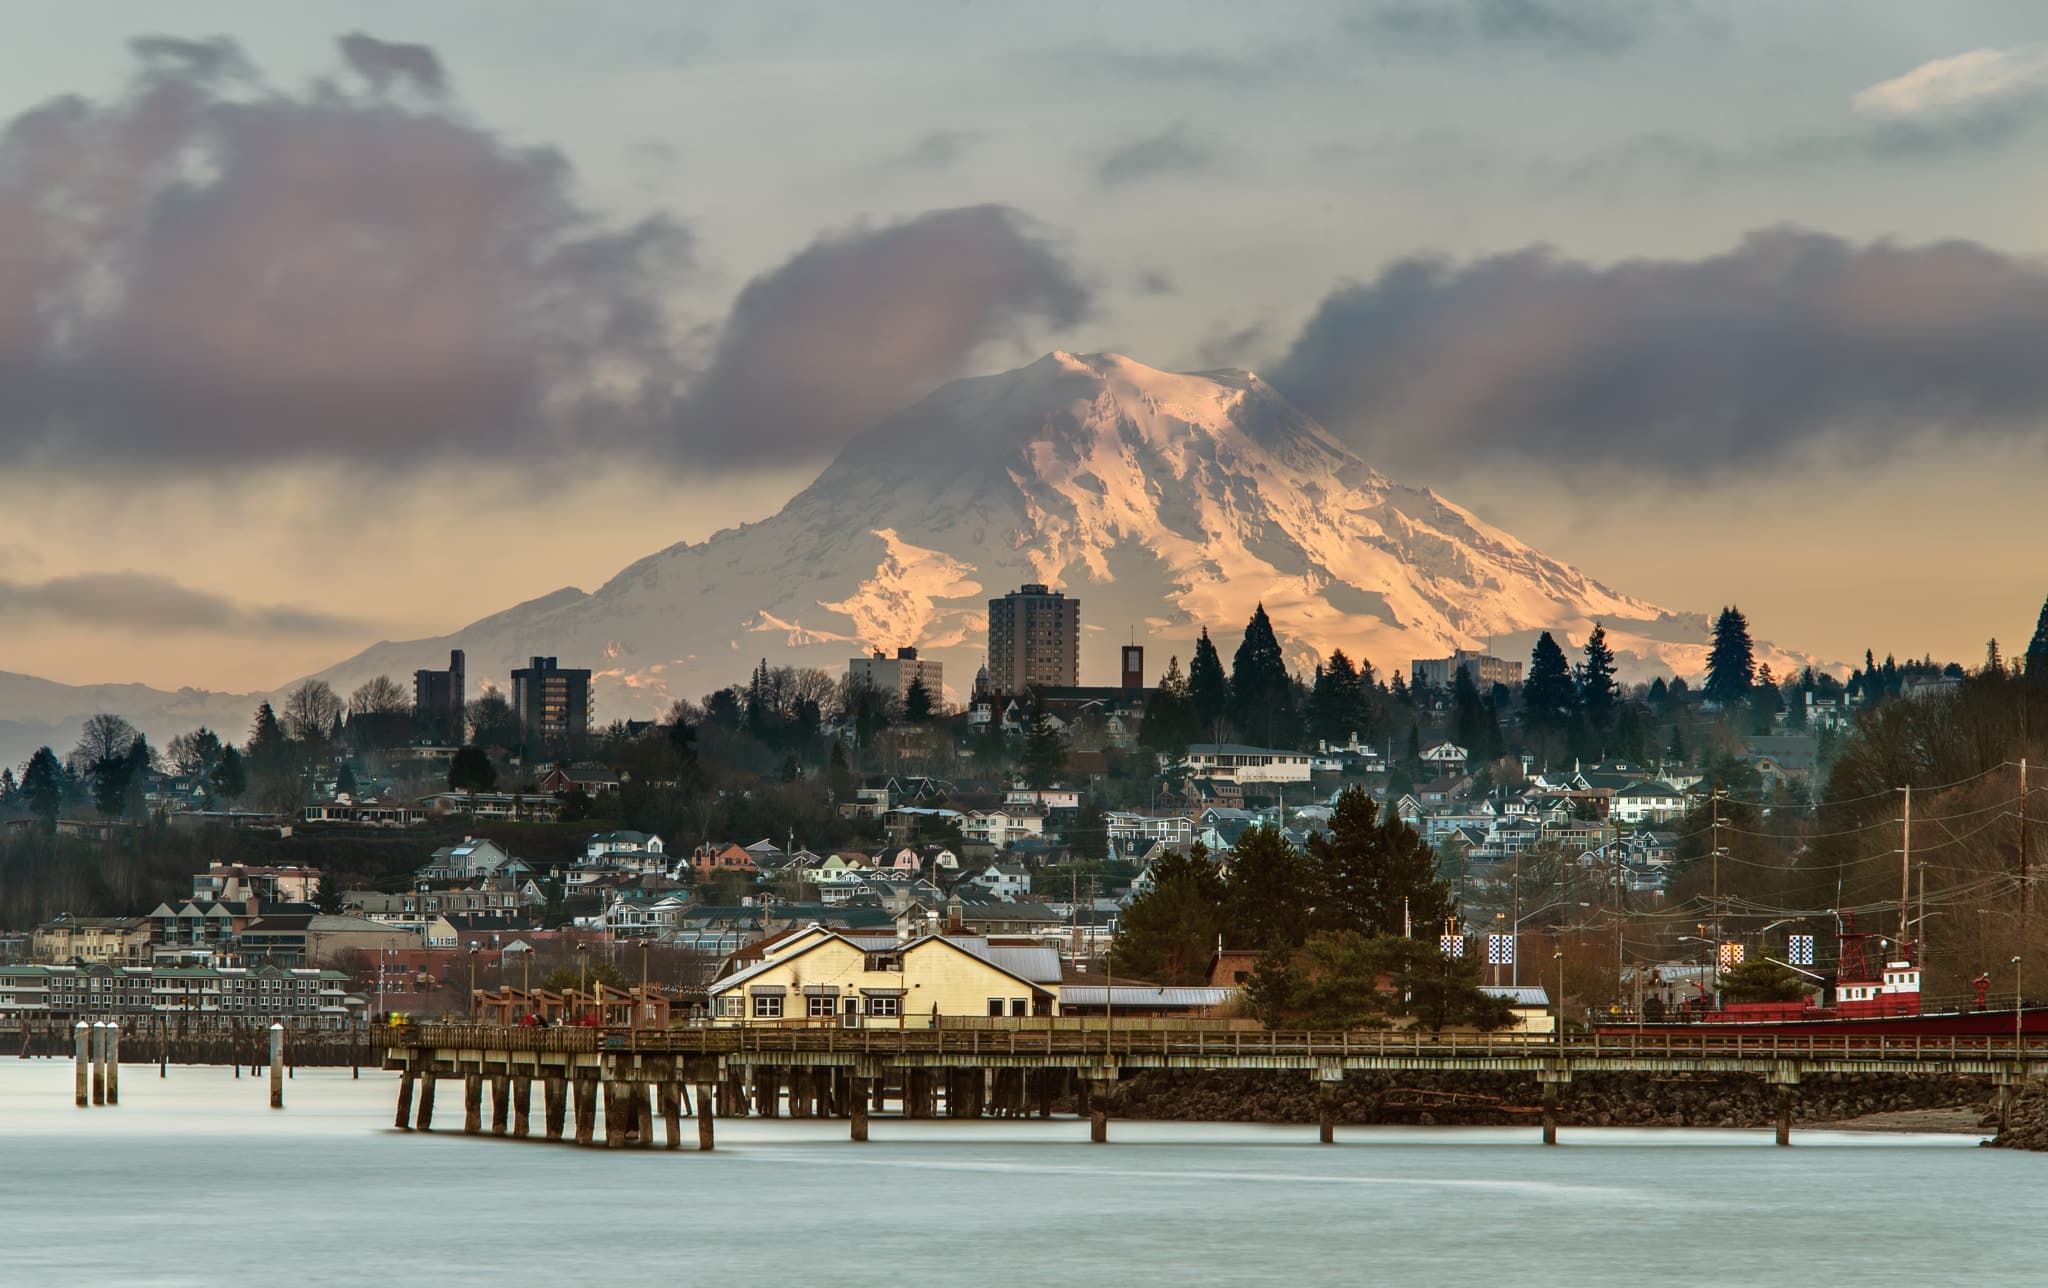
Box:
847 646 943 709
510 656 591 751
986 584 1080 692
412 649 466 741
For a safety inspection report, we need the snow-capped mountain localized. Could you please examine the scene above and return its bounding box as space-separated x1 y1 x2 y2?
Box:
312 351 1765 715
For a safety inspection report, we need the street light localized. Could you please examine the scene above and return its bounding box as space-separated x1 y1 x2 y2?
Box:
1554 951 1565 1049
2015 956 2024 1053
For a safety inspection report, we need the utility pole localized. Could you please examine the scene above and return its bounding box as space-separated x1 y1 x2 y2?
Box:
1899 785 1913 949
1710 789 1724 962
2022 757 2031 924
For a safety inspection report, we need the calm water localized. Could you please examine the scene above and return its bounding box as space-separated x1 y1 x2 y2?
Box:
0 1061 2037 1287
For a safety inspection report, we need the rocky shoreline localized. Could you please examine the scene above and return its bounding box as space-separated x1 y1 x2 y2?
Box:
1103 1069 1992 1131
1984 1087 2048 1150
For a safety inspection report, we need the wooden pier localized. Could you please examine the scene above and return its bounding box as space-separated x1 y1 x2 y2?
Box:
379 1023 2048 1148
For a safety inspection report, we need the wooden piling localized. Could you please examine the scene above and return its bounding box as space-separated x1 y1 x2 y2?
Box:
1540 1082 1559 1146
395 1071 417 1130
512 1076 532 1139
635 1083 655 1149
544 1075 567 1141
851 1077 869 1142
661 1083 682 1150
73 1021 88 1107
268 1024 284 1110
572 1077 597 1146
603 1083 628 1149
490 1076 511 1136
415 1073 438 1131
1775 1085 1794 1148
1318 1081 1338 1145
105 1025 119 1106
696 1083 716 1151
91 1023 106 1105
464 1074 483 1134
1089 1081 1110 1144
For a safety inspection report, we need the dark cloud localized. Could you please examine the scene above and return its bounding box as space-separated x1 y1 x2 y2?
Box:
0 33 687 471
337 32 448 97
881 129 986 171
1194 322 1270 370
1355 0 1671 58
1133 270 1176 297
1269 227 2048 477
678 205 1090 466
0 573 369 636
1096 122 1227 186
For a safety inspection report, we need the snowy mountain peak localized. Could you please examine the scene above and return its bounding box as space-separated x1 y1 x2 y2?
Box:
312 354 1762 712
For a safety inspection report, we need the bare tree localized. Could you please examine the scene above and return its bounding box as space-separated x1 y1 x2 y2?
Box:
349 675 410 715
70 713 138 774
281 680 344 744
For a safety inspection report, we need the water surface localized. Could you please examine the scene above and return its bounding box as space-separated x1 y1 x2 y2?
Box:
0 1062 2032 1287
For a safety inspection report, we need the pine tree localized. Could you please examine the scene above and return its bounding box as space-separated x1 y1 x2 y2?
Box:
1111 848 1226 984
211 747 247 803
1986 639 2006 678
1021 708 1066 788
247 702 287 774
1703 606 1756 706
1647 676 1668 711
903 675 933 724
2028 595 2048 679
1307 786 1450 939
1140 656 1195 755
1229 604 1298 747
1389 670 1411 708
1580 623 1618 729
21 747 63 831
1307 649 1366 746
1222 824 1314 950
1523 632 1577 731
1187 628 1231 738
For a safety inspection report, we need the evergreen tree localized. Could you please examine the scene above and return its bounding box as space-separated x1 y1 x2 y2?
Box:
1228 604 1298 747
1111 847 1226 984
903 675 933 724
1307 787 1451 940
0 767 13 805
1703 606 1756 705
1579 623 1618 729
21 747 63 831
1021 708 1066 788
448 745 497 798
1749 663 1785 731
1647 676 1668 711
1523 633 1577 731
1222 824 1314 949
336 762 359 797
2028 595 2048 679
1613 703 1651 763
1187 628 1231 737
1139 656 1196 755
247 702 288 775
1389 670 1411 708
1986 638 2006 678
211 746 247 803
1665 722 1689 766
1307 649 1367 746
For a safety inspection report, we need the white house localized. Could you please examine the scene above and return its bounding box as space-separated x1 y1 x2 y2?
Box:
1610 781 1687 826
1420 741 1470 772
1184 744 1313 785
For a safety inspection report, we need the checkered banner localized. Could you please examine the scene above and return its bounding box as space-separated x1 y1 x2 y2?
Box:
1718 942 1745 970
1787 934 1815 967
1487 935 1515 965
1440 933 1466 959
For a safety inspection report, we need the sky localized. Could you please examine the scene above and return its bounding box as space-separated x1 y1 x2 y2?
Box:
3 0 2047 692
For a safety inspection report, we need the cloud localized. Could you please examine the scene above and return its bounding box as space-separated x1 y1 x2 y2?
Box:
1269 227 2048 477
1095 121 1227 185
1853 44 2048 119
1355 0 1668 58
881 129 985 171
676 205 1090 467
0 33 688 472
1133 270 1176 297
1194 322 1270 370
337 31 447 97
0 572 370 636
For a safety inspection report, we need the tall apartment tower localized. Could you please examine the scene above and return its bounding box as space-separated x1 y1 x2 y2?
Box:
510 655 591 751
986 584 1080 692
412 649 466 741
847 646 944 708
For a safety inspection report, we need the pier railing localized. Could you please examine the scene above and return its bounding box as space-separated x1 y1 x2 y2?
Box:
377 1021 2048 1063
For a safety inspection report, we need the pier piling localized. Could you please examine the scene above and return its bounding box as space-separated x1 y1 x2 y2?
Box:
512 1076 532 1139
1541 1083 1558 1146
73 1021 88 1107
268 1024 284 1110
544 1075 567 1141
395 1071 417 1131
1775 1085 1793 1147
91 1023 106 1105
573 1077 597 1146
105 1025 119 1106
660 1083 682 1149
851 1077 869 1142
696 1083 716 1150
464 1074 483 1134
490 1076 510 1136
415 1073 437 1131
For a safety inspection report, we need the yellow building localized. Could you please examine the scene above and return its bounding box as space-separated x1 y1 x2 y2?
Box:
709 928 1059 1027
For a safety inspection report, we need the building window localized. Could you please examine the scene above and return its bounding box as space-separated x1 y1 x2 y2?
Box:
987 998 1004 1017
1009 998 1028 1017
868 996 900 1018
807 995 836 1018
751 994 783 1020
